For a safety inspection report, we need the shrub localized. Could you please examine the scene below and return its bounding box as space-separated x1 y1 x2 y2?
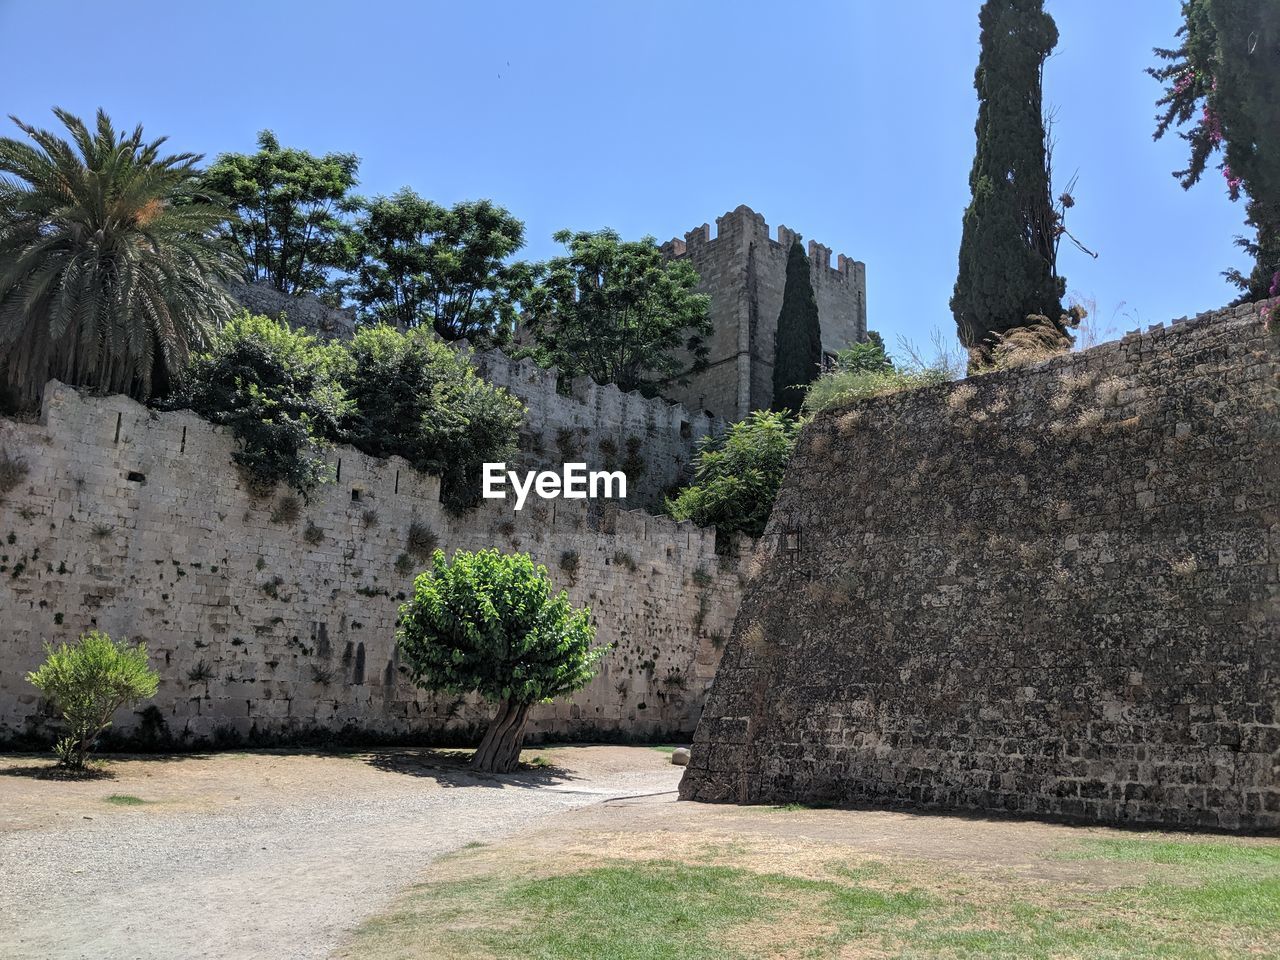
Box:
831 330 892 374
162 313 349 498
559 550 580 580
337 326 524 512
406 521 438 562
803 333 962 415
667 411 800 540
270 496 302 525
397 549 602 773
0 448 29 499
986 314 1074 369
186 660 215 685
26 631 159 769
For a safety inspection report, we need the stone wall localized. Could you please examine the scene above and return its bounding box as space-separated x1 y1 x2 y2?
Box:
469 346 724 511
231 283 717 512
0 385 747 747
682 301 1280 831
231 281 357 340
660 205 867 420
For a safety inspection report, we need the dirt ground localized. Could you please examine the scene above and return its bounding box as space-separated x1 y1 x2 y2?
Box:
0 743 672 832
398 786 1245 893
4 746 1276 960
0 745 681 960
337 789 1280 959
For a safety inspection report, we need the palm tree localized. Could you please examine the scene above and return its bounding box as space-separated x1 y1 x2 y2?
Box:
0 108 241 409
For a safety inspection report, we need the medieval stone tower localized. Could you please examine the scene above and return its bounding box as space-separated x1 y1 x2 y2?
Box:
660 205 867 420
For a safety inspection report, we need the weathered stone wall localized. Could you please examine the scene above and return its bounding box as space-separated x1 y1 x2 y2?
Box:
230 284 717 512
468 346 724 511
682 301 1280 831
231 281 357 340
0 385 746 747
661 205 867 420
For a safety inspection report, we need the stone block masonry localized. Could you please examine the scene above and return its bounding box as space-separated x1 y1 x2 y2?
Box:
230 281 721 512
0 385 747 747
681 300 1280 831
660 205 867 420
231 281 357 341
468 346 724 511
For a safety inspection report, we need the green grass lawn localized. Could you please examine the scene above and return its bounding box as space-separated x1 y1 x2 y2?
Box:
342 835 1280 959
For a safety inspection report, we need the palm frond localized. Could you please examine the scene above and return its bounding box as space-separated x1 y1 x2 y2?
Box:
0 108 242 407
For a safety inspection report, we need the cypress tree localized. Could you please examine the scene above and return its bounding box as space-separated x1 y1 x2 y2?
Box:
951 0 1068 365
772 240 822 414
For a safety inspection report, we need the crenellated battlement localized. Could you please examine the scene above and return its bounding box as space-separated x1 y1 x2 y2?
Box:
455 341 724 510
660 204 868 419
0 382 751 747
664 204 864 282
461 342 722 438
230 281 357 340
224 282 726 512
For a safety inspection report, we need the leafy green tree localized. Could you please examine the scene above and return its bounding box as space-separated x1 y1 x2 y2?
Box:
27 631 159 769
201 130 359 296
667 410 800 540
0 109 240 410
337 325 524 511
771 241 822 414
165 313 349 497
833 330 893 374
397 549 602 773
950 0 1073 366
1150 0 1280 300
344 190 535 342
521 229 711 392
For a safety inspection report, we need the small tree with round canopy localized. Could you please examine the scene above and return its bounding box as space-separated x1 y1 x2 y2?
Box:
397 548 603 773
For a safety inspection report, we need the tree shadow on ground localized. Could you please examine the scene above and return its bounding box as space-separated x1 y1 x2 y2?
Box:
0 762 117 781
1 744 603 791
362 747 581 790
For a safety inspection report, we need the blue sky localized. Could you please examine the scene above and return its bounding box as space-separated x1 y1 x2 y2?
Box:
0 0 1249 352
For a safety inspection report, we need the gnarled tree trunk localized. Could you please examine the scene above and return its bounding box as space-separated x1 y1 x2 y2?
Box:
471 696 532 773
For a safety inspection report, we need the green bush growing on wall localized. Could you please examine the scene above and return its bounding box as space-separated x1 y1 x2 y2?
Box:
160 317 524 510
337 326 524 512
667 410 800 541
164 313 349 498
802 334 961 415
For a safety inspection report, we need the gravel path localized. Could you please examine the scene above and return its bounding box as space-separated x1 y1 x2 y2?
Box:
0 752 682 960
